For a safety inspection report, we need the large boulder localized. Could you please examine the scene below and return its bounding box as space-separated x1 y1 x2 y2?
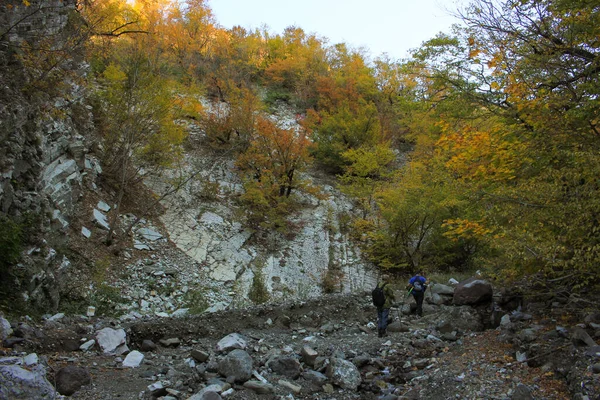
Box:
453 277 493 305
96 327 126 354
430 283 455 296
218 349 253 383
326 357 361 390
267 356 302 379
437 306 484 333
55 366 91 396
0 364 55 399
0 316 13 341
216 333 247 353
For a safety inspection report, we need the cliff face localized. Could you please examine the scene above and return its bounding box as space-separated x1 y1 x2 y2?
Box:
1 0 96 310
0 1 375 315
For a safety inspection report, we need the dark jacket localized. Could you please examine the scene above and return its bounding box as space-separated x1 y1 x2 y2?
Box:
381 280 396 309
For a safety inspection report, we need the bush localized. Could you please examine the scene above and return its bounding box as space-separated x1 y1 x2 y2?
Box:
0 216 24 273
89 284 125 317
321 268 344 294
183 289 209 314
248 268 270 304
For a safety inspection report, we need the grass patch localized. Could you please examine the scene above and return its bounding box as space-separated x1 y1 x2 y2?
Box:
183 289 209 314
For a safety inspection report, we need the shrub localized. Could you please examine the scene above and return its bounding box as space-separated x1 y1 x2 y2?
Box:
321 268 344 294
183 289 209 314
0 216 23 272
248 267 270 304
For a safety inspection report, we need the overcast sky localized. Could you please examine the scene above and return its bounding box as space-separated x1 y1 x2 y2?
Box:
207 0 464 60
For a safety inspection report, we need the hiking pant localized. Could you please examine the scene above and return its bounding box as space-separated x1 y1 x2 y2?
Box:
377 308 390 331
412 291 424 316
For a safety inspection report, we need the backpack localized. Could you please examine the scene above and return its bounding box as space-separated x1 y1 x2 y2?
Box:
372 283 387 308
413 279 424 292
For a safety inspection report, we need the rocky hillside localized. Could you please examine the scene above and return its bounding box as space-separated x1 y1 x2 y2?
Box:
1 2 599 399
1 281 599 399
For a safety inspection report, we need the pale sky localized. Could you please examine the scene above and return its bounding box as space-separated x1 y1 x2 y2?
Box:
207 0 464 60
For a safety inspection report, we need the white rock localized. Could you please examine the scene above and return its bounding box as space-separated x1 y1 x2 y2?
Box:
171 309 189 318
134 241 152 250
206 302 228 313
97 201 111 212
123 350 144 368
80 339 95 351
0 316 13 340
93 209 110 230
48 313 65 321
23 354 38 366
137 228 163 241
96 327 126 354
148 381 164 392
216 333 247 352
221 388 235 397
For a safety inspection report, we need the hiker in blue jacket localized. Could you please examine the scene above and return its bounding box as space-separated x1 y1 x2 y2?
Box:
408 271 427 317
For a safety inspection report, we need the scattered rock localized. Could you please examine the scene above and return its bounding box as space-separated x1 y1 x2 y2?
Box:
267 355 302 379
572 327 597 347
301 345 318 367
92 209 110 230
55 365 91 396
243 380 275 394
1 366 51 398
218 349 253 383
96 327 126 354
453 277 493 305
216 333 247 352
159 337 181 348
191 349 210 363
326 357 362 390
123 350 144 367
0 316 12 340
141 339 157 352
511 383 533 400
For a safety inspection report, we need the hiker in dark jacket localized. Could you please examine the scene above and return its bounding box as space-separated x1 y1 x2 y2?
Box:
376 274 396 337
408 271 427 317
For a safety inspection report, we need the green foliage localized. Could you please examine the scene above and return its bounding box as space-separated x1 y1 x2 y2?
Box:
97 59 186 177
198 180 221 201
238 180 296 235
338 143 395 217
183 289 209 315
88 283 125 317
310 100 381 173
320 267 344 294
248 267 270 304
263 87 292 108
0 216 24 272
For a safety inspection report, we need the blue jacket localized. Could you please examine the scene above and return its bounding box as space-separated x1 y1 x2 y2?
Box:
409 275 427 291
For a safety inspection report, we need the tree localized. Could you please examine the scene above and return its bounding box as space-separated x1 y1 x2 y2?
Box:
309 99 381 173
236 116 312 198
367 162 466 271
395 0 600 281
338 143 395 218
96 56 185 244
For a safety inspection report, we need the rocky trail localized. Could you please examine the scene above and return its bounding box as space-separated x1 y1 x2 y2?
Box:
2 285 599 400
